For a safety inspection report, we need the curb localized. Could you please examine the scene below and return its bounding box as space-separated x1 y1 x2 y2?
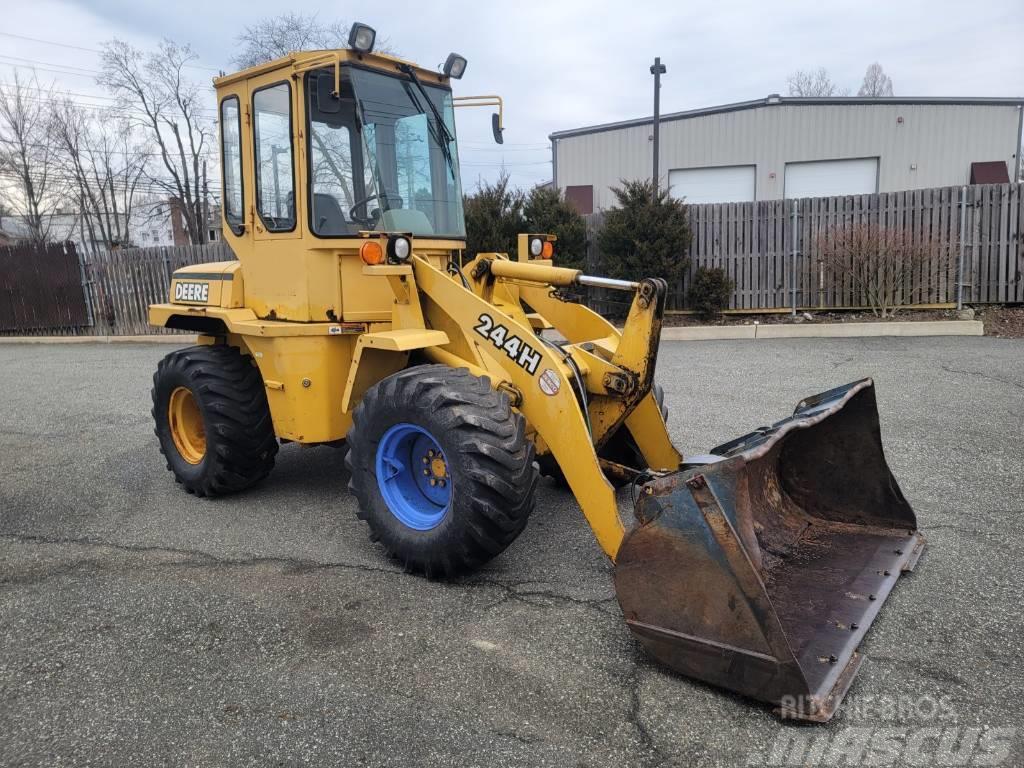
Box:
0 335 198 345
0 321 985 345
661 320 984 341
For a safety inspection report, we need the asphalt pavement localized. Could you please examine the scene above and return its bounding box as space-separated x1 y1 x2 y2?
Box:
1 337 1022 767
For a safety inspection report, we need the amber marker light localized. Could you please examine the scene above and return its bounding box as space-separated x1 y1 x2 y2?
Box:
360 240 385 265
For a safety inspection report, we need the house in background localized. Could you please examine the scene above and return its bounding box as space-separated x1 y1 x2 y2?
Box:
0 196 223 252
550 96 1024 211
166 197 222 246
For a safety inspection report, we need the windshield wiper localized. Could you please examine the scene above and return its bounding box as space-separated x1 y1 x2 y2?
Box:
397 63 456 180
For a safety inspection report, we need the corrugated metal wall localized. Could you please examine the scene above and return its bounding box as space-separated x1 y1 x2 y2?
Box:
554 103 1022 209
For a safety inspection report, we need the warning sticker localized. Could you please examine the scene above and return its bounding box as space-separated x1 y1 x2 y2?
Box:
539 368 561 396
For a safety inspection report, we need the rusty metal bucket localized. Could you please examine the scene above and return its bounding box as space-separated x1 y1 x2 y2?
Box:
614 379 925 721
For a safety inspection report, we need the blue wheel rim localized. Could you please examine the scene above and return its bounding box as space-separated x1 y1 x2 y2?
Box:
375 422 452 530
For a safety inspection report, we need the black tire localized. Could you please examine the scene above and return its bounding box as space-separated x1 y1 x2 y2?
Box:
538 384 668 487
152 344 278 496
345 365 537 577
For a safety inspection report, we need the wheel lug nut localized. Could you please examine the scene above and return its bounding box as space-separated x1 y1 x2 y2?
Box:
422 456 429 464
430 478 437 487
438 479 446 488
423 469 430 476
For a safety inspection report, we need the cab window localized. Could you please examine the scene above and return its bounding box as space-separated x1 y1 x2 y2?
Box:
253 82 295 232
219 96 244 232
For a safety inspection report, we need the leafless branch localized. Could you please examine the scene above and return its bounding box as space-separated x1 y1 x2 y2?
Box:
231 12 392 69
816 224 945 317
858 63 895 97
98 38 213 245
0 69 66 245
786 67 850 97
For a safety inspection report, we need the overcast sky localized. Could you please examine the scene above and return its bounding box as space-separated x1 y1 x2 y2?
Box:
2 0 1022 191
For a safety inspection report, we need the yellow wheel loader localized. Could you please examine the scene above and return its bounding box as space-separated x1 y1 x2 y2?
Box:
148 25 924 722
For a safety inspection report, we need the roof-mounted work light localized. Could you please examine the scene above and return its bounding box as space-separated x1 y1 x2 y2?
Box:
348 23 377 54
443 53 467 79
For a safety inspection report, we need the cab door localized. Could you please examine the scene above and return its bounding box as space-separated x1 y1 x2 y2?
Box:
245 71 308 319
249 74 302 242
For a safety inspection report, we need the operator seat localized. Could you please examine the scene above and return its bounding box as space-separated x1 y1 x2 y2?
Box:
313 193 350 235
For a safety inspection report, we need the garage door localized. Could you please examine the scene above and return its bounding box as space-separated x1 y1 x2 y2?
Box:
784 158 878 199
668 165 755 204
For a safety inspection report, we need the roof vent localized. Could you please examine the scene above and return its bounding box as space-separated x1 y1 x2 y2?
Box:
766 94 782 104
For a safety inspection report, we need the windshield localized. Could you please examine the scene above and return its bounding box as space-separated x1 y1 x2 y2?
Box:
306 66 466 239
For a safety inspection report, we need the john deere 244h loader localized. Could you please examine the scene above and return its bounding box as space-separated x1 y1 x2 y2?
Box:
148 24 924 721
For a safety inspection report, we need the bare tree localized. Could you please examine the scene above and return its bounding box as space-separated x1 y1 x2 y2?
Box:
0 70 64 245
232 12 393 69
817 224 943 317
49 98 148 253
233 13 351 69
99 39 213 245
786 67 849 97
858 63 894 97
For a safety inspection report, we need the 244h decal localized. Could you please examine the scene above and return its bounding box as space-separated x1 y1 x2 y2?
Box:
473 313 542 374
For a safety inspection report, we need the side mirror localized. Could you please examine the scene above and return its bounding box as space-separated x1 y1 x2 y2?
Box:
491 112 504 145
316 75 342 114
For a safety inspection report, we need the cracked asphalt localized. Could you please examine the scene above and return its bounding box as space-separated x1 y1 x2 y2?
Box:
1 337 1022 767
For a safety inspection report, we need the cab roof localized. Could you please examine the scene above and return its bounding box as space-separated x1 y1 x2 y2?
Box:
213 49 450 89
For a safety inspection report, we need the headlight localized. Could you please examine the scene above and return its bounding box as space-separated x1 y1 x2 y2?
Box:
443 53 467 80
348 23 376 54
388 235 412 262
529 237 543 257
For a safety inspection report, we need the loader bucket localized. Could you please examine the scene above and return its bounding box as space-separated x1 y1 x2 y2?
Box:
614 379 924 722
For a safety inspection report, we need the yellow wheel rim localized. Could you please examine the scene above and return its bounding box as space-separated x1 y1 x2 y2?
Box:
168 386 206 465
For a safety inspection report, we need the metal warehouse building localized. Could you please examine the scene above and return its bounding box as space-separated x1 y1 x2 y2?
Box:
550 96 1023 211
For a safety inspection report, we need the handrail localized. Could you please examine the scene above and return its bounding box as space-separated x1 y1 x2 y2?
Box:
453 95 504 131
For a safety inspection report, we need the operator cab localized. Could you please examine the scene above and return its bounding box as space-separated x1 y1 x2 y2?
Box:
212 24 503 322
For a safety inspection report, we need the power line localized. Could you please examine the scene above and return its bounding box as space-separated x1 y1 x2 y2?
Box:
459 146 551 153
0 79 219 115
0 86 219 121
0 137 218 162
0 61 101 81
0 54 101 75
461 141 550 149
460 160 551 167
0 31 224 72
0 171 212 195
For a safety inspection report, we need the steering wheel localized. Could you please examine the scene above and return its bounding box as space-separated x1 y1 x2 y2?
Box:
349 192 405 225
349 193 382 223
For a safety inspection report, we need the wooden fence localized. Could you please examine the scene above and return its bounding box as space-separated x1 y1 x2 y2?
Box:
0 242 91 331
83 243 234 335
1 182 1022 335
583 182 1024 314
0 242 233 336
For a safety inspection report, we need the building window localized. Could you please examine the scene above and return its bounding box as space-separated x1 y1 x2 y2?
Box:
253 82 295 232
565 185 593 215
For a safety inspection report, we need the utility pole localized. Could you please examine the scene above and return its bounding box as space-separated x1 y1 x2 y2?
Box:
650 57 666 202
202 160 210 245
